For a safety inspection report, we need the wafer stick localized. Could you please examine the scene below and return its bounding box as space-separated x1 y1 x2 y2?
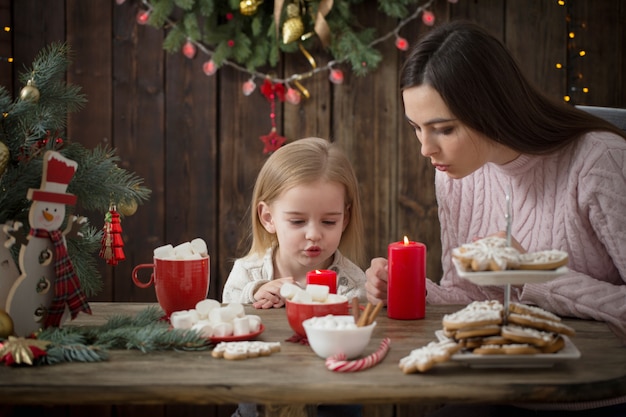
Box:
351 297 360 323
366 302 384 326
357 303 373 327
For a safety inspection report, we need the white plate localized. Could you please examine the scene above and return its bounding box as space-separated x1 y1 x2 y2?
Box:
452 258 568 285
435 330 580 368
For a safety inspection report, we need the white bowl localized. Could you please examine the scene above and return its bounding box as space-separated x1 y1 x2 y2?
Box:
302 315 376 359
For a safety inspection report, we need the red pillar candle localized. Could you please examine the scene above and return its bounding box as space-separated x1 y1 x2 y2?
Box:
306 269 337 294
387 237 426 319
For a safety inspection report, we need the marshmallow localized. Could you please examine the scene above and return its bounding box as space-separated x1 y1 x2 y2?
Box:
209 306 237 324
170 310 194 329
247 315 262 332
153 244 175 259
190 238 208 257
326 293 347 304
226 302 245 318
280 283 302 300
191 320 214 338
212 322 234 337
196 299 220 320
173 241 195 259
305 284 329 302
233 316 251 336
291 289 313 303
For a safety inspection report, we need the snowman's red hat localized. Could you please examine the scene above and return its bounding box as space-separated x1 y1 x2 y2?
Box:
27 151 78 206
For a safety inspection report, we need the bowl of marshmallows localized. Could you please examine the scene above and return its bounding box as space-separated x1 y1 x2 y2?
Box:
280 283 349 338
303 314 376 359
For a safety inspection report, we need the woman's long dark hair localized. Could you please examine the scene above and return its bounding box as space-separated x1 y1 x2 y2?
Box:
400 20 626 154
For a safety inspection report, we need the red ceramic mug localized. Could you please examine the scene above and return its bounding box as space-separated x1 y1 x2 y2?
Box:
132 256 210 316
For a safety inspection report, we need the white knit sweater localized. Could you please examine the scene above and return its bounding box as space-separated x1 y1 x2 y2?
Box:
426 131 626 344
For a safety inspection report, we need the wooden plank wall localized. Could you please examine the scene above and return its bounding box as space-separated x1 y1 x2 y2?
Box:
0 1 624 415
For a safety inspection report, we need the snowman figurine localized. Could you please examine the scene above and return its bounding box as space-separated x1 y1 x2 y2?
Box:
6 151 91 336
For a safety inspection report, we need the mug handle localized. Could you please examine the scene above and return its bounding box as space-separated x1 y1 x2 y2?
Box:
132 264 155 288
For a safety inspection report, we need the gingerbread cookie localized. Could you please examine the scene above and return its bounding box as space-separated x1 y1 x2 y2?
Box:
452 237 521 271
442 300 504 331
540 335 566 354
211 341 281 360
398 340 462 373
453 324 501 340
507 313 576 337
509 303 562 323
518 250 568 270
473 343 540 355
500 324 558 347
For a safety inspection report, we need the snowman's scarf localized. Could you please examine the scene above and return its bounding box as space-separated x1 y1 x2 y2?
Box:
29 228 92 327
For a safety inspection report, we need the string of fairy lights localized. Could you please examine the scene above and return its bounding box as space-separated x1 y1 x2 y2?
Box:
1 2 596 105
131 0 441 103
555 0 588 104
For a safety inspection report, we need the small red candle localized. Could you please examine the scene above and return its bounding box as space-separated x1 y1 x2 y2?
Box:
306 269 337 294
387 237 426 319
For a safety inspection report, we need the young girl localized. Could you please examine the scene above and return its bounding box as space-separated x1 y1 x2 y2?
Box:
365 20 626 416
223 137 367 309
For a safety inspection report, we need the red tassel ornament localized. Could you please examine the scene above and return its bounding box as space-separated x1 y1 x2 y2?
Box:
100 205 125 265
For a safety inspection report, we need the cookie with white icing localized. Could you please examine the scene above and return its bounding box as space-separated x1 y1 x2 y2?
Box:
452 237 521 271
442 300 504 331
398 340 461 373
211 341 281 360
518 250 568 270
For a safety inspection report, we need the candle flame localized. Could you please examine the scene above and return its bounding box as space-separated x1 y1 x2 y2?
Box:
404 236 410 244
315 269 321 274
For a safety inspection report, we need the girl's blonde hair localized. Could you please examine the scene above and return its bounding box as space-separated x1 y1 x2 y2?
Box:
246 137 365 267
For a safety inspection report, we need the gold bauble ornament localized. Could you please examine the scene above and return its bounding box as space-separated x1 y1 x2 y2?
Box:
118 199 138 216
0 141 9 177
20 79 40 102
0 309 15 339
240 0 263 16
282 17 305 44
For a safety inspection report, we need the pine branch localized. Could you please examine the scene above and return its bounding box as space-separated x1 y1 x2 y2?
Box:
36 306 211 364
0 41 152 297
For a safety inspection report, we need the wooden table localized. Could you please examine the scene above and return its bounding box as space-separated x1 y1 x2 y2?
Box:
1 303 625 417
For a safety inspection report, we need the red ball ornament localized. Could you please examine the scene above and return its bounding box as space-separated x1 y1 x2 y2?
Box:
203 60 217 76
242 80 256 96
395 37 409 51
422 11 435 26
329 69 344 85
226 12 234 20
136 10 150 25
285 88 301 105
227 40 235 47
182 40 197 59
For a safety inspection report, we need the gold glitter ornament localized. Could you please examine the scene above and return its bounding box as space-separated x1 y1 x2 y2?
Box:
20 79 40 102
118 199 138 216
240 0 263 16
0 309 14 339
0 141 9 177
282 3 305 44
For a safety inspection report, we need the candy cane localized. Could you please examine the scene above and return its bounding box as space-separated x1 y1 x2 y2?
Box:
325 338 391 372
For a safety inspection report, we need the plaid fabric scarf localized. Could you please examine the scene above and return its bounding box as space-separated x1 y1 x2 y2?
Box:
29 228 92 327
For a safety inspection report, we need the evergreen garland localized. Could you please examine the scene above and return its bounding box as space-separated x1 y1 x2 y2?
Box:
137 0 436 77
34 306 210 365
0 42 151 294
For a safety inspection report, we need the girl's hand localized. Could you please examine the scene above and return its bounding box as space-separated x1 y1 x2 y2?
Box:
365 257 389 306
253 277 297 309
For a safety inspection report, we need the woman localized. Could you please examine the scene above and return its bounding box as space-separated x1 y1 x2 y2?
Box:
365 20 626 415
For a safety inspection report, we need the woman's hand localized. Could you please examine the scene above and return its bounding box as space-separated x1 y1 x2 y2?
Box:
253 277 297 309
365 257 389 306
